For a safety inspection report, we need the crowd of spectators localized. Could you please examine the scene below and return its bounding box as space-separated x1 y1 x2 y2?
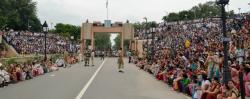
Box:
3 31 76 54
0 54 80 87
133 13 250 99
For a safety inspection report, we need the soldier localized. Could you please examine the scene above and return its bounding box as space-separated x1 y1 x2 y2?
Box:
100 50 105 60
84 49 91 66
63 50 69 68
118 48 124 73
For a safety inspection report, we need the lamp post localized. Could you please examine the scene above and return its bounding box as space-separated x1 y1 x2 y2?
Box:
238 8 241 14
164 11 168 22
209 11 213 22
71 36 74 53
217 0 231 84
150 27 156 64
42 21 48 60
194 10 197 19
247 2 250 13
143 17 149 62
209 11 213 17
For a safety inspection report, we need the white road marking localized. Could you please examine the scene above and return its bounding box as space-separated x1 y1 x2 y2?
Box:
75 59 107 99
50 74 55 77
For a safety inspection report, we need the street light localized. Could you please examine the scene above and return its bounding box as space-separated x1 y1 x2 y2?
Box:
238 8 241 14
143 17 149 62
42 21 48 60
248 3 250 8
209 11 213 21
209 11 213 17
216 0 231 84
71 36 74 53
150 27 156 64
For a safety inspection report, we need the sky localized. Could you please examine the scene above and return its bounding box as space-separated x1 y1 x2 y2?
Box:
34 0 250 27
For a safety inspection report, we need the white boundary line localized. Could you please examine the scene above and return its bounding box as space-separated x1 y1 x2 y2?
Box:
75 59 107 99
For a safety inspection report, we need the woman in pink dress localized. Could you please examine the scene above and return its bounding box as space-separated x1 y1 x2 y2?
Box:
231 66 239 89
244 65 250 97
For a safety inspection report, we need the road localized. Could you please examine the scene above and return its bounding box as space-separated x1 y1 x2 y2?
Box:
0 58 189 99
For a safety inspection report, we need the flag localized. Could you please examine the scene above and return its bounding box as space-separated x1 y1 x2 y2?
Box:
106 0 108 8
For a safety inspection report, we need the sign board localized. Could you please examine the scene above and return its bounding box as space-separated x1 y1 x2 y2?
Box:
104 20 111 27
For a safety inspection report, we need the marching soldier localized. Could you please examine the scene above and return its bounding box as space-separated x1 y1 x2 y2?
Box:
118 48 124 73
63 50 69 68
84 49 91 66
100 50 105 60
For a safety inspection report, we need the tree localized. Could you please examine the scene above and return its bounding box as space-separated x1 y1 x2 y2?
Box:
0 0 41 31
113 34 121 50
162 1 234 22
133 22 144 32
94 33 111 50
54 23 81 41
165 13 180 22
113 34 130 51
147 21 158 27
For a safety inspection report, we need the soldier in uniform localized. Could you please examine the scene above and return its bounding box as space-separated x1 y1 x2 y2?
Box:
84 49 91 66
118 48 124 72
63 50 69 68
100 50 105 60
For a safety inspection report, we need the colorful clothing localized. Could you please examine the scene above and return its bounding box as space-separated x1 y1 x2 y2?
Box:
244 72 250 97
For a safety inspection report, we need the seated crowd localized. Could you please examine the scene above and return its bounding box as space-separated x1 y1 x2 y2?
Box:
3 31 75 54
0 54 80 87
133 14 250 99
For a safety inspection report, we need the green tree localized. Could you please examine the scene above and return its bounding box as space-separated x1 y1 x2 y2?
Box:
162 1 234 22
0 0 41 31
54 23 81 41
133 22 144 32
165 13 180 22
147 21 158 27
113 34 121 50
94 33 111 50
113 34 130 51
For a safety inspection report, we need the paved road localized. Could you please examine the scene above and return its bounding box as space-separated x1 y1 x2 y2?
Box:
0 58 189 99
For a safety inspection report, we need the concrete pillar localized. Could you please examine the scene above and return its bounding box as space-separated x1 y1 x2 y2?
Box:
121 32 124 56
91 32 94 50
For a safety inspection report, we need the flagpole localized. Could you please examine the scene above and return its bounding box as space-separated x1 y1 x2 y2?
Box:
106 0 109 20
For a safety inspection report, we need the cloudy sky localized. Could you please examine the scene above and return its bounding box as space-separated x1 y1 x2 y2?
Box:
34 0 250 26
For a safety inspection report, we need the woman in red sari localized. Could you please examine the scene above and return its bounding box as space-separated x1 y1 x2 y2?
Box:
15 64 22 81
201 77 221 99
